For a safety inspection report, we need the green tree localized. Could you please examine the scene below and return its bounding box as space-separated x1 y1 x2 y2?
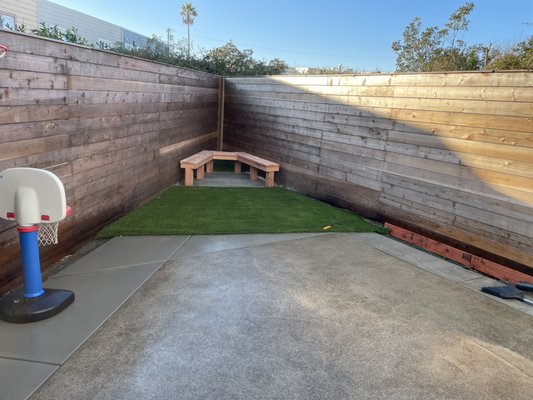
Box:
27 21 288 76
180 2 197 59
391 17 445 72
303 65 363 75
203 42 254 75
487 36 533 70
202 41 288 76
438 2 478 69
265 58 290 75
391 2 480 72
445 2 474 51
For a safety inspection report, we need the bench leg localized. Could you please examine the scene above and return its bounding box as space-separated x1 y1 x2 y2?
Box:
250 167 258 181
184 168 194 186
206 161 214 174
234 161 241 174
265 172 275 188
196 165 205 180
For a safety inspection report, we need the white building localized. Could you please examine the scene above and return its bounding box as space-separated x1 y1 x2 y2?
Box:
0 0 148 49
0 0 39 31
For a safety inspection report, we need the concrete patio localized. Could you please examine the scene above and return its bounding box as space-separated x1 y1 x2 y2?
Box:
2 28 532 400
0 231 531 400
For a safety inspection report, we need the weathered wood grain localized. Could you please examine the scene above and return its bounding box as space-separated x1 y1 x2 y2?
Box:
229 81 533 102
224 71 533 271
0 30 220 296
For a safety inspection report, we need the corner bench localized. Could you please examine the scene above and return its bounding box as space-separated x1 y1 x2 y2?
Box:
180 151 279 187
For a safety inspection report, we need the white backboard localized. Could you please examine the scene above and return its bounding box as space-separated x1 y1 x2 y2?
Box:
0 168 68 225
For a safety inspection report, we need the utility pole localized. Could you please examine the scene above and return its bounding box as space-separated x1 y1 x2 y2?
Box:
166 28 172 56
483 46 490 68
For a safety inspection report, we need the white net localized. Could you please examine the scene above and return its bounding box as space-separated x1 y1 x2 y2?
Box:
38 222 59 246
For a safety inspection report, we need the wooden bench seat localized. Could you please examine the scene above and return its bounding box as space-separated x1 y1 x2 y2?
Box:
179 150 213 186
180 150 279 187
237 152 279 187
211 151 240 160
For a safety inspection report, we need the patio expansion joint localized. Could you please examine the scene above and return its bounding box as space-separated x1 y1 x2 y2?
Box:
348 232 468 270
458 276 487 284
50 259 172 278
170 233 333 259
348 233 533 316
166 234 193 259
0 355 60 367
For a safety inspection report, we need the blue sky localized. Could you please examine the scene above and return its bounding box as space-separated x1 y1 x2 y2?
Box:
50 0 532 72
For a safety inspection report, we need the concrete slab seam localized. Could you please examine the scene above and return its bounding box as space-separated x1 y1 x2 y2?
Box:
0 355 60 367
346 233 533 316
166 235 193 259
48 260 173 279
169 233 333 260
54 265 165 366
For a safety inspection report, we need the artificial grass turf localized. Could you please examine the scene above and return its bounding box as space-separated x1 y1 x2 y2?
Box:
97 186 388 238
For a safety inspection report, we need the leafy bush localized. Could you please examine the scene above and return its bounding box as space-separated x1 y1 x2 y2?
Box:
392 2 532 72
21 22 288 76
29 23 89 46
487 36 533 70
392 3 481 72
202 42 288 76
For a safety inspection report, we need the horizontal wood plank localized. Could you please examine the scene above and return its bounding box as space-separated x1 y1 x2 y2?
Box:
385 223 533 284
225 72 533 272
0 30 220 296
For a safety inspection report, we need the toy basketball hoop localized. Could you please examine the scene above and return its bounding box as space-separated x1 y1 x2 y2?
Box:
0 45 7 59
0 168 74 323
39 222 60 246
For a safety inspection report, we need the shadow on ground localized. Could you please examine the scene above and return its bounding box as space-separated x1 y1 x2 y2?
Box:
31 234 533 400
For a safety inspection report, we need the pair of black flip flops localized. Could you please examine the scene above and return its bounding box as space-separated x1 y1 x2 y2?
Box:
482 282 533 305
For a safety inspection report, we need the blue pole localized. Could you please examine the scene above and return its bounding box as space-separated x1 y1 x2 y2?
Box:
18 226 45 298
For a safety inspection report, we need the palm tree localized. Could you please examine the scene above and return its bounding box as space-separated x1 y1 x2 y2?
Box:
180 3 197 59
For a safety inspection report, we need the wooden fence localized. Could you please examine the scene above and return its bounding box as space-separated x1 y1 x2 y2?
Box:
1 32 532 294
224 72 533 271
0 31 220 294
